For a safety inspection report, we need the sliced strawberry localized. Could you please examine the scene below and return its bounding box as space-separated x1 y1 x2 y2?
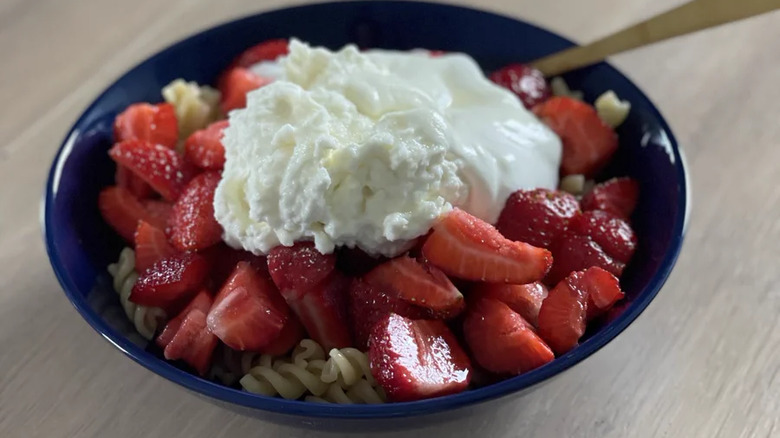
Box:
258 315 306 356
230 38 289 69
471 282 548 327
142 200 173 232
219 67 272 113
267 242 336 292
163 309 218 376
116 165 153 199
533 96 619 177
364 256 464 317
348 278 432 350
496 188 580 249
581 177 640 220
207 261 288 351
98 186 154 242
569 210 637 264
157 290 212 349
571 266 625 320
421 208 553 283
109 139 194 201
489 63 551 109
134 221 176 273
113 102 179 149
129 252 209 312
537 271 589 354
280 272 353 350
168 171 223 252
184 120 229 170
428 50 446 57
369 314 472 402
463 298 554 375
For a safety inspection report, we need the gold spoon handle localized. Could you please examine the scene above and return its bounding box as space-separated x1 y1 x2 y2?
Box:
531 0 780 76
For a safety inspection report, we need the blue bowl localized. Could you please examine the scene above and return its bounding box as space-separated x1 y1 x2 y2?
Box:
43 0 688 431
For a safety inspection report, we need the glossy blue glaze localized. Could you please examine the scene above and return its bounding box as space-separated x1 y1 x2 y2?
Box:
43 1 688 431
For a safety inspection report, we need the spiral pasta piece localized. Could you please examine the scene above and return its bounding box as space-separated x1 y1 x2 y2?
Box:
162 79 221 139
320 347 375 387
238 339 386 404
240 356 329 399
107 248 166 340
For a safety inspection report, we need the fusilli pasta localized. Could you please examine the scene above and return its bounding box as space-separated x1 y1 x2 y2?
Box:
238 339 386 403
161 79 221 140
107 247 166 340
550 76 584 101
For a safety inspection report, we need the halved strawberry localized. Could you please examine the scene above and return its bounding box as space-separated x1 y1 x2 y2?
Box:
364 256 464 317
157 290 212 349
369 314 472 402
259 315 306 356
471 282 548 327
230 38 289 69
490 63 551 109
496 188 581 249
568 210 637 264
184 120 229 170
581 177 640 220
280 272 353 350
163 309 218 376
533 96 619 177
134 221 176 273
571 266 625 320
207 261 289 351
108 139 194 201
116 165 153 199
168 171 223 252
545 230 625 286
98 186 154 242
348 278 431 350
421 208 553 284
219 67 272 113
267 242 336 292
129 252 209 312
463 298 554 375
113 102 179 149
142 200 173 232
537 271 589 355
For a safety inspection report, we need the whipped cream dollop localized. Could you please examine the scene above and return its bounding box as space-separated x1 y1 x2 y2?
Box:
214 40 561 257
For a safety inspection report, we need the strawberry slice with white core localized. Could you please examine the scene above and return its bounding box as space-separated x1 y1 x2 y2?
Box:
537 271 590 355
109 139 194 201
207 262 289 351
134 221 176 273
421 208 552 283
369 313 472 402
163 309 218 376
157 290 212 349
364 256 464 317
464 297 554 375
471 282 548 327
280 272 353 350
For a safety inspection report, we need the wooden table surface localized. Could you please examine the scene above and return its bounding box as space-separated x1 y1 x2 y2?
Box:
1 0 779 437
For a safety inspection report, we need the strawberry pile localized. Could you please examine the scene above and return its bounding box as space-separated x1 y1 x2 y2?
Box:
97 40 641 403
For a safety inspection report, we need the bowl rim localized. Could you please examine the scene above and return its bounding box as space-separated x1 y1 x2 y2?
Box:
43 0 689 420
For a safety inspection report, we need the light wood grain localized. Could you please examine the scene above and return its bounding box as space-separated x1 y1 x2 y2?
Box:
530 0 780 75
1 1 778 437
